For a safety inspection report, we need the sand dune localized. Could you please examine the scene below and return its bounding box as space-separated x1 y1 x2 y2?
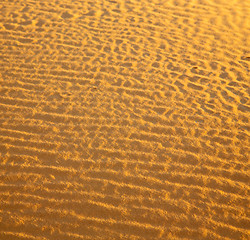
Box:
0 0 249 239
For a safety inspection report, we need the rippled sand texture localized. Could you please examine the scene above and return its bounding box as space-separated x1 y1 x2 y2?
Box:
0 0 250 239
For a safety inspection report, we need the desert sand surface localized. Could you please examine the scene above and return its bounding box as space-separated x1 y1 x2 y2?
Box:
0 0 249 239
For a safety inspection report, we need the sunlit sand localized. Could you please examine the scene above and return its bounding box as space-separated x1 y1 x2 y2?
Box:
0 0 249 239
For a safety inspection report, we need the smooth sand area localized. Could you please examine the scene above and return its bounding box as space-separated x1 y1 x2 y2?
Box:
0 0 249 239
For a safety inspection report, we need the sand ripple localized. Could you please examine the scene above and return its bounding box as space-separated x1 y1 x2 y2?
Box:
0 0 249 239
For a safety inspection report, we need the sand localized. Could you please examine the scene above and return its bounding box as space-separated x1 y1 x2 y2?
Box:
0 0 249 239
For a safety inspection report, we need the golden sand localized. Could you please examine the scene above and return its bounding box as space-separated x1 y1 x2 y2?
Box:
0 0 249 239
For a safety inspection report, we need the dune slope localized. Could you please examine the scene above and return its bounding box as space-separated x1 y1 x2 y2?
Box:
0 0 249 239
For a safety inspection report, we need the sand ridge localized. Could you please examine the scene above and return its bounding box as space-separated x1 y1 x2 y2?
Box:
0 0 249 239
